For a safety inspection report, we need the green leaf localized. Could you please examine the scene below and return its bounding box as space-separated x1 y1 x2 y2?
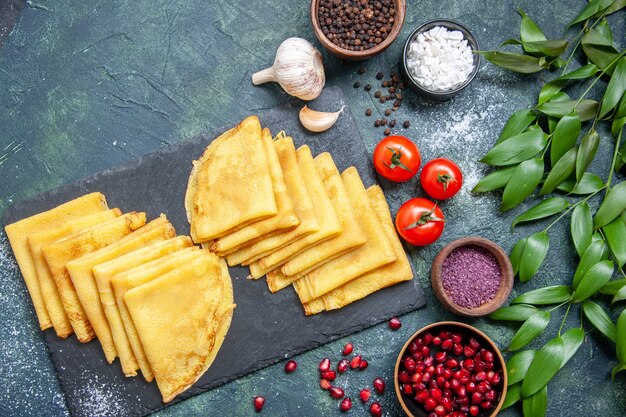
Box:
512 197 569 228
523 385 548 417
502 39 568 57
599 57 626 118
613 285 626 304
573 239 609 288
576 131 600 182
603 0 626 15
603 216 626 268
583 300 617 342
522 336 564 398
551 113 581 166
502 382 522 410
512 285 571 305
481 130 546 166
540 147 577 195
497 109 537 143
538 99 599 121
476 51 545 73
507 311 550 351
599 278 626 295
560 328 585 367
506 350 537 385
518 231 550 282
571 202 593 257
472 166 516 193
593 181 626 229
539 64 599 106
489 304 539 321
569 0 616 26
510 237 527 276
557 172 605 194
616 309 626 362
501 159 544 212
519 8 546 43
571 260 614 302
582 29 619 71
612 362 626 379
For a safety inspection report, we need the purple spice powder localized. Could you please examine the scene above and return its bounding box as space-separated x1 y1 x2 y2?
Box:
441 245 501 309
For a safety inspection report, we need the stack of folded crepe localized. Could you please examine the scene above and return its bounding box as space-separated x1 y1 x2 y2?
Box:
5 193 235 403
187 115 414 315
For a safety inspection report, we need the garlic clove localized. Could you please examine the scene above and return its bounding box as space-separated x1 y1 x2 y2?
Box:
299 105 345 133
252 38 325 101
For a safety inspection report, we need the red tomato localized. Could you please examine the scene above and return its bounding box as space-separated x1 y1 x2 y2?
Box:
372 136 421 182
420 158 463 200
395 198 445 246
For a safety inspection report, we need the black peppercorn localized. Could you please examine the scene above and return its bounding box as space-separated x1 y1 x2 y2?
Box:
374 91 381 98
358 67 366 75
365 108 372 116
389 119 396 127
384 128 391 135
353 81 361 88
376 72 384 80
364 83 372 91
374 119 381 127
384 109 391 116
403 120 410 128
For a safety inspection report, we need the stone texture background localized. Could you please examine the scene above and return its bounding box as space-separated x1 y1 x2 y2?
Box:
0 0 624 416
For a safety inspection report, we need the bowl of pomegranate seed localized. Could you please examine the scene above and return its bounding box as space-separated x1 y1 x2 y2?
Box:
394 321 507 417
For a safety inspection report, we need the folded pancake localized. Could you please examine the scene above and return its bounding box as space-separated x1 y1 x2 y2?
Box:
124 253 235 403
111 247 203 382
5 192 109 330
225 136 319 268
42 211 146 342
212 128 299 255
66 215 176 363
27 208 122 338
294 171 397 303
253 146 342 284
187 116 278 242
92 236 193 376
303 186 414 314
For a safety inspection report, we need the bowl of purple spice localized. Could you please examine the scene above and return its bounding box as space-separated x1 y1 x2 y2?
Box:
431 237 513 317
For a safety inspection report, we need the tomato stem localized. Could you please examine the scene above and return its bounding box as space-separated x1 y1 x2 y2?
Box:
404 205 442 230
383 146 412 172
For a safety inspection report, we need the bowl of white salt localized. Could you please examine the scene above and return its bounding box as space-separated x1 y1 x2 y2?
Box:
401 19 480 100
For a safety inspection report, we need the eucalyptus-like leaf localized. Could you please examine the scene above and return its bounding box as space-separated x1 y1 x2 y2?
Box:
501 159 544 212
600 278 626 295
502 39 568 57
497 109 536 143
573 239 609 288
560 327 585 367
613 362 626 379
538 64 599 105
616 309 626 363
510 237 527 276
472 166 516 193
512 285 571 305
575 131 600 182
540 147 577 195
582 28 619 72
557 172 604 194
571 202 593 257
603 216 626 268
512 197 569 229
595 18 614 43
614 115 626 140
582 300 617 342
506 350 537 385
518 231 550 282
489 304 539 321
569 0 616 26
538 99 599 121
522 385 548 417
593 181 626 229
602 0 626 15
481 130 546 166
502 382 522 410
613 285 626 304
571 260 614 302
519 8 546 43
599 56 626 118
475 51 545 73
522 336 564 398
551 113 581 166
507 311 550 351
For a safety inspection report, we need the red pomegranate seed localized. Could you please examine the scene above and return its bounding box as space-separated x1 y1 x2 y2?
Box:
412 352 423 361
432 336 442 346
416 389 429 403
342 343 353 355
482 350 494 363
436 376 446 387
445 358 459 369
469 405 479 416
404 356 416 373
474 371 486 382
410 373 422 384
441 396 453 412
434 405 446 416
439 330 450 339
320 379 332 390
471 392 483 404
435 351 447 363
284 360 297 373
451 333 463 344
322 370 337 381
403 384 413 395
469 338 480 350
359 359 369 370
441 339 454 350
421 372 432 383
443 368 453 379
408 342 419 353
319 358 331 372
421 346 430 356
359 388 371 402
340 397 352 412
490 371 502 386
430 388 442 400
423 356 434 366
351 355 362 369
457 396 470 406
453 343 463 356
424 398 438 411
399 370 409 383
462 358 475 370
389 317 402 330
456 386 467 398
329 386 344 399
464 346 476 357
253 396 265 412
373 377 386 394
485 389 496 401
477 381 490 393
424 333 433 345
370 402 382 417
450 379 460 390
481 400 493 410
436 364 445 376
466 382 477 393
337 359 349 373
429 379 438 390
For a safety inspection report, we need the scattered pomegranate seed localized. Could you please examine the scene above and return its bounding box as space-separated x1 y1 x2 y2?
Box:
350 355 362 369
359 388 371 402
319 358 331 372
342 343 353 355
320 379 332 390
321 370 337 381
373 377 385 394
359 359 369 370
253 396 265 412
370 401 383 417
340 397 352 412
329 386 345 399
284 360 297 373
389 316 402 330
337 359 349 373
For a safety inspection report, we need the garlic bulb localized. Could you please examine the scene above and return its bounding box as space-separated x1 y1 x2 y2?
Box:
299 105 345 133
252 38 325 101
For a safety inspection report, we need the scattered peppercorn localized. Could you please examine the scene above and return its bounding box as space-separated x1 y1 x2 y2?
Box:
382 80 389 87
394 99 402 107
374 91 381 98
403 121 410 128
384 128 391 135
353 81 361 88
376 72 384 80
374 119 381 127
396 93 403 100
381 118 387 126
358 67 366 75
364 83 372 91
389 119 396 127
384 109 391 116
365 108 372 116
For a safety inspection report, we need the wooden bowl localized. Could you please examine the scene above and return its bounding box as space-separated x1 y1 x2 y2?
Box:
431 237 513 317
310 0 406 61
394 321 508 417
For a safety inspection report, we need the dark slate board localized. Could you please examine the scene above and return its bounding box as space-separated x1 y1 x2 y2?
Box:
3 86 426 417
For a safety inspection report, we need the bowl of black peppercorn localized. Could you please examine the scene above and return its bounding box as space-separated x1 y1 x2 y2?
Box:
311 0 406 60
